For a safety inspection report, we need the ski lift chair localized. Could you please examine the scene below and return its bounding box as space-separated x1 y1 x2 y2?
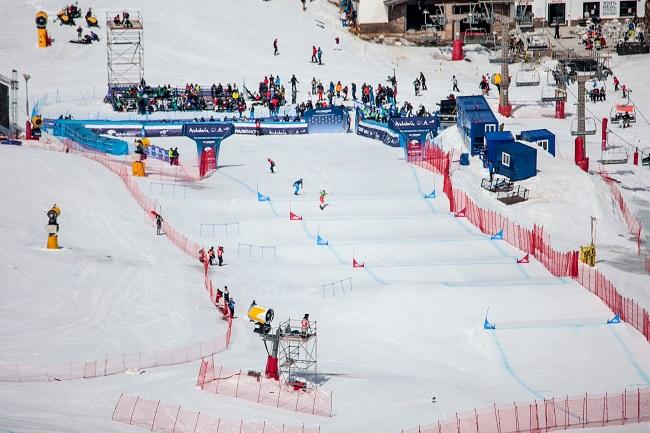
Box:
641 148 650 166
515 70 540 86
571 117 598 135
599 146 629 164
540 86 567 102
609 104 636 124
463 28 488 44
489 48 513 63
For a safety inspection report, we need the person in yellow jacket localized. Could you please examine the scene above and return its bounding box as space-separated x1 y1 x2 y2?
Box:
335 81 342 97
168 148 174 166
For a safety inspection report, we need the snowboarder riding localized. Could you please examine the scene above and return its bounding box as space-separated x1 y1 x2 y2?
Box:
293 178 303 195
267 158 276 173
319 189 327 210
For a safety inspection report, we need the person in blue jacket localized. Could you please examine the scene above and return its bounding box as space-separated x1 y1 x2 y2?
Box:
228 297 236 317
293 178 303 195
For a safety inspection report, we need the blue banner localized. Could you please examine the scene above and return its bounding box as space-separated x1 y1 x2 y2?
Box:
388 116 439 133
182 123 234 140
304 107 349 133
233 122 308 135
356 120 400 147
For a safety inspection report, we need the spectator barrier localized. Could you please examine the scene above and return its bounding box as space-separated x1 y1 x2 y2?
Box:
112 394 320 433
399 387 650 433
0 337 227 383
598 167 643 255
196 356 333 417
408 140 650 344
53 119 129 155
1 137 233 382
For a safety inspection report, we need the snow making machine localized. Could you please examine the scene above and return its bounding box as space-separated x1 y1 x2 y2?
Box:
247 301 274 335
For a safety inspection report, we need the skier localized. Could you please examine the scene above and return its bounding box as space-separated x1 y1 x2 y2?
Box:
419 72 427 90
613 76 620 92
208 246 216 266
452 75 460 92
301 313 310 338
267 157 276 173
155 213 163 235
311 46 318 63
317 47 323 65
290 74 299 93
273 38 279 55
217 246 224 266
319 189 327 210
622 84 628 98
293 178 303 195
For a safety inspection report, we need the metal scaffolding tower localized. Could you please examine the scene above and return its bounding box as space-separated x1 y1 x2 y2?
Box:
277 319 318 390
106 11 144 91
0 70 19 137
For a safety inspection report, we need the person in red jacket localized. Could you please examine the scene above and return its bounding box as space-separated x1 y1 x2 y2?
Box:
301 313 310 338
311 45 317 63
217 246 224 266
267 158 276 174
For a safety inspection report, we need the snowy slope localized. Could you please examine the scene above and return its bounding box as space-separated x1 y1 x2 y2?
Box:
2 0 650 432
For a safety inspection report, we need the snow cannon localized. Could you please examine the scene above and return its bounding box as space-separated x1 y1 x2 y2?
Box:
36 11 51 48
248 301 274 335
30 115 43 139
46 204 61 249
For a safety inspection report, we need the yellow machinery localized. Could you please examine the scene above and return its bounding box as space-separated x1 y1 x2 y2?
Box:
36 11 51 48
46 205 61 249
579 245 596 266
579 217 597 267
247 301 274 334
132 160 146 177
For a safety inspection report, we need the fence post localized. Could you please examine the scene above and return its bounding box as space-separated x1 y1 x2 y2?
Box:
622 389 626 424
257 375 263 402
295 388 301 411
129 396 140 424
603 393 607 426
312 388 317 414
239 420 243 433
215 365 223 394
277 381 282 407
112 393 123 421
193 412 200 433
151 399 161 431
235 369 242 397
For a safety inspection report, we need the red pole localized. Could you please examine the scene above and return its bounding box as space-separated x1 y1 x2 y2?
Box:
602 118 608 151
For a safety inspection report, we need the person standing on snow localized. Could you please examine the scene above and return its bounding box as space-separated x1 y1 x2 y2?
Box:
351 82 357 100
267 158 276 173
301 0 307 11
301 313 310 338
273 38 279 55
208 246 216 266
452 75 460 92
290 74 299 93
413 78 421 96
311 46 317 63
293 178 303 195
419 72 427 90
228 297 235 317
217 246 224 266
155 213 163 235
319 189 327 210
317 47 323 65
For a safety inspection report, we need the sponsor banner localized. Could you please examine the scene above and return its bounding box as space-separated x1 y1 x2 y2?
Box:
304 107 349 134
233 122 308 135
389 116 439 132
356 120 400 147
144 125 183 137
182 123 234 140
407 140 422 157
88 126 143 137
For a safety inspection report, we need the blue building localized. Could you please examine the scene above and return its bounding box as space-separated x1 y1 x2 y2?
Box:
518 129 556 157
485 132 537 181
456 96 499 156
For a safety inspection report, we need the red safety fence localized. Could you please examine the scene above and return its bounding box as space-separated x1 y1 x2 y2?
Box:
2 137 234 382
599 168 643 255
196 356 333 417
400 387 650 433
409 143 649 345
576 263 650 342
112 394 320 433
0 336 227 383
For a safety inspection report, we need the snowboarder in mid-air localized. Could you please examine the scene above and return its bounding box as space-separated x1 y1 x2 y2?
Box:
293 178 303 195
267 158 276 173
319 189 327 210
